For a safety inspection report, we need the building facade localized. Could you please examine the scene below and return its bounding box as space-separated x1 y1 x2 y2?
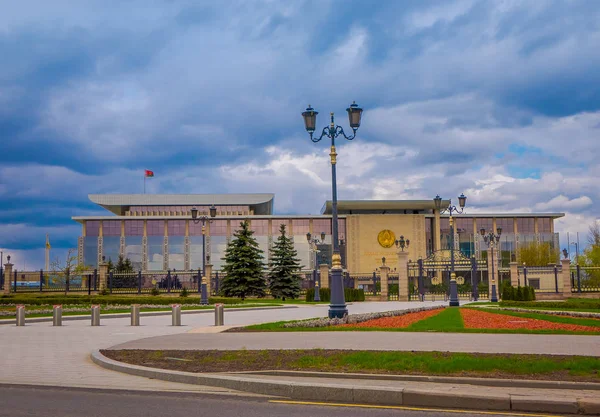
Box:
73 194 563 273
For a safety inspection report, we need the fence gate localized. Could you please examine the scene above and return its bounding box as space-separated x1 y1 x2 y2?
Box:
408 250 488 301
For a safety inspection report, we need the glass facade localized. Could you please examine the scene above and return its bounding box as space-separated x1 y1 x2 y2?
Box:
124 236 143 271
84 236 98 267
103 236 120 264
190 236 204 271
168 236 185 270
147 236 163 270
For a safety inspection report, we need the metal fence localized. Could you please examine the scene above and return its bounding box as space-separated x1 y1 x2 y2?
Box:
388 273 399 301
349 272 380 295
571 265 600 293
519 265 561 294
7 269 98 293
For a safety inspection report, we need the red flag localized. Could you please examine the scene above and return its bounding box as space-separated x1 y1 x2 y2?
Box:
144 170 154 177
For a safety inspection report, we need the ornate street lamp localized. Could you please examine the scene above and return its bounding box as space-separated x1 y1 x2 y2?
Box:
395 236 410 251
306 231 326 302
434 194 467 307
191 205 217 304
302 102 363 318
480 227 502 303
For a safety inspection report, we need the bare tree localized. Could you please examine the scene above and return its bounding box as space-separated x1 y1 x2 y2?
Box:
50 248 84 294
588 221 600 247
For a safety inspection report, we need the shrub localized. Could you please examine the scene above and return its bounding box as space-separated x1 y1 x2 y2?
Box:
305 288 365 302
180 288 189 297
150 288 160 296
100 288 109 296
501 285 536 301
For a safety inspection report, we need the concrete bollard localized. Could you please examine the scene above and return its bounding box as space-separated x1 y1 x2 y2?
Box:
15 305 25 326
91 305 100 326
171 304 181 326
53 305 63 326
131 304 140 326
214 303 224 326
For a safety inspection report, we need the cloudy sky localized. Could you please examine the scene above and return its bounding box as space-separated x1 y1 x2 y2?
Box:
1 0 599 269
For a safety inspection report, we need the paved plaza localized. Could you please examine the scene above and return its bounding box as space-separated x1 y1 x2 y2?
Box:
0 302 444 391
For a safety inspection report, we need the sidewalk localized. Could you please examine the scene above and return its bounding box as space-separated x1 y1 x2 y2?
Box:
92 350 600 415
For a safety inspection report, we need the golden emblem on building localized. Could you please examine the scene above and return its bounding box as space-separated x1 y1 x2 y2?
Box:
377 229 396 248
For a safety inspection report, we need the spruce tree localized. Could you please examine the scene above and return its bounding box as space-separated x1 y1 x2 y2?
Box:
268 224 303 300
220 220 266 300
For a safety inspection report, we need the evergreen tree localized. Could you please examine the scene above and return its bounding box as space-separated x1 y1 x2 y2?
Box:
220 220 266 300
268 224 303 300
115 255 134 273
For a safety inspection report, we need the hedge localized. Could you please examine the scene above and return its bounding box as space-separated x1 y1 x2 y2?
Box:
305 288 365 302
501 285 536 301
501 299 600 310
0 295 243 306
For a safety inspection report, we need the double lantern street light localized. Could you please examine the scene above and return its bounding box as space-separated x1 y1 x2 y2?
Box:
191 205 217 305
434 193 467 307
480 227 502 303
306 232 326 302
302 101 363 319
395 236 410 252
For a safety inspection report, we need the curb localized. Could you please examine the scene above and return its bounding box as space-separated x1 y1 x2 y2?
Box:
91 350 600 414
0 305 296 325
239 370 600 391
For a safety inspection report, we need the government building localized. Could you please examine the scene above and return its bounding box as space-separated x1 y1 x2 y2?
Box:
73 194 563 273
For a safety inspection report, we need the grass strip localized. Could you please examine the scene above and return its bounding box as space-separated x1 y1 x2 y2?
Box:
102 349 600 382
470 307 600 328
406 307 464 332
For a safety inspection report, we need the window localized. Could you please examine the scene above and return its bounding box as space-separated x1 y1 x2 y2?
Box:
250 219 269 235
538 218 552 233
168 220 186 236
291 219 310 235
103 221 121 237
517 218 535 233
210 220 228 236
86 221 100 237
313 219 331 235
476 218 493 233
496 218 514 234
124 220 144 236
147 220 164 236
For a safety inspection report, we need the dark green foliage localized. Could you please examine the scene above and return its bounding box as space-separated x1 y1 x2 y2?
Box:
478 282 489 296
501 284 536 301
180 287 189 297
500 299 600 310
305 288 365 302
150 288 160 296
220 220 266 300
115 255 134 273
268 224 303 300
0 294 243 306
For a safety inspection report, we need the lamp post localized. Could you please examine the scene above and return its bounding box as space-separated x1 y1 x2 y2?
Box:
302 102 363 319
307 232 326 301
434 194 467 307
570 242 579 265
395 236 410 251
191 205 217 304
480 227 502 303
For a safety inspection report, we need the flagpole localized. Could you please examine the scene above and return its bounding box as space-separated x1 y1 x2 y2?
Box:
144 175 146 194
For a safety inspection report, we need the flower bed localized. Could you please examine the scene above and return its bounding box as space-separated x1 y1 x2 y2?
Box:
460 308 599 332
281 306 444 328
339 308 442 328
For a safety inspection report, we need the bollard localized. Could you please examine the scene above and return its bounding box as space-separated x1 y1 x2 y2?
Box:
53 305 63 326
172 304 181 326
214 303 224 326
131 304 140 326
91 305 100 326
15 305 25 326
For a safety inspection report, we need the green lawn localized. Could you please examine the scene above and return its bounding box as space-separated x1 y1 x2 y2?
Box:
103 349 600 382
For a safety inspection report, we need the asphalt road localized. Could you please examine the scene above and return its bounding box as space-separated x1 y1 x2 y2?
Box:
0 385 526 417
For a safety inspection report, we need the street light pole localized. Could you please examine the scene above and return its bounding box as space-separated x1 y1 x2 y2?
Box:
434 194 467 307
302 102 363 319
191 205 217 304
480 227 502 303
307 232 326 302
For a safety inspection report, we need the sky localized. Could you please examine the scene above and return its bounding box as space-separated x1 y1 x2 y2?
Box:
1 0 599 269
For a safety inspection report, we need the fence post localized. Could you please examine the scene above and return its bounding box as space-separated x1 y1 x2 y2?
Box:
554 265 559 293
98 262 108 292
418 258 424 301
88 273 92 295
167 270 172 294
509 262 518 288
3 261 13 295
523 265 528 287
397 251 409 301
14 270 17 293
137 270 142 294
197 269 202 294
66 272 70 293
372 271 377 295
109 271 113 294
215 271 220 295
40 269 44 292
471 257 479 301
379 263 389 301
576 264 581 293
561 258 571 297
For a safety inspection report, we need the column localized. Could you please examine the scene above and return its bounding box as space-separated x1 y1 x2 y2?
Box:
163 221 168 271
98 261 109 291
205 264 213 296
486 246 499 299
509 261 519 287
561 258 571 297
433 209 441 252
319 264 329 289
3 261 13 294
379 263 389 301
397 251 409 301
